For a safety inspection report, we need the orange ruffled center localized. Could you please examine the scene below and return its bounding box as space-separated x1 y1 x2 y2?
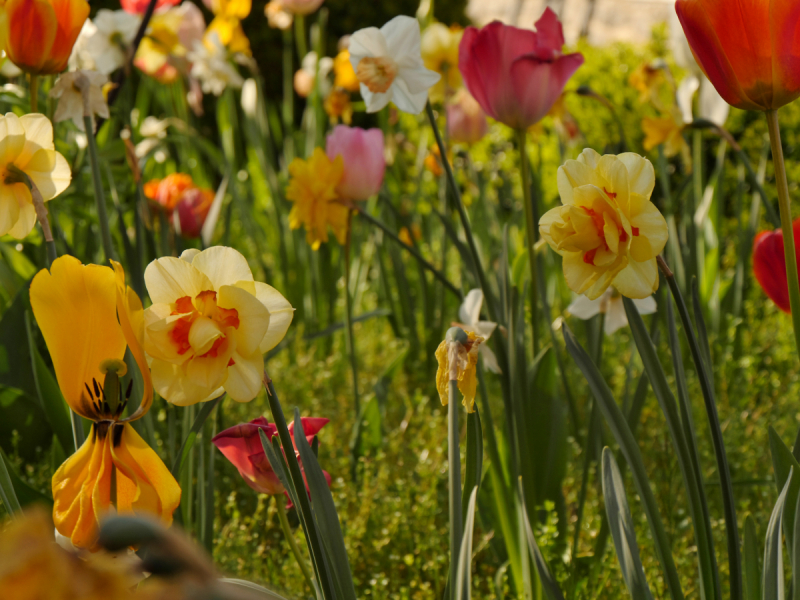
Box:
169 290 240 365
581 189 639 266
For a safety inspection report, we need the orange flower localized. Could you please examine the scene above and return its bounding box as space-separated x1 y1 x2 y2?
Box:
5 0 90 75
144 173 196 211
676 0 800 110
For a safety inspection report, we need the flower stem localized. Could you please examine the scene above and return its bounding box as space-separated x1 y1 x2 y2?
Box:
29 75 38 113
84 115 116 263
516 129 539 354
448 378 462 600
30 184 57 267
343 210 361 421
425 101 497 322
275 494 315 592
765 109 800 357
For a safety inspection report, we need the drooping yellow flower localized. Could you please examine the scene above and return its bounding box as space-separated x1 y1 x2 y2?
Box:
29 256 181 550
539 148 668 300
0 507 140 599
642 109 692 170
420 22 462 102
333 49 360 92
143 246 294 406
435 328 483 413
286 147 347 250
0 112 71 239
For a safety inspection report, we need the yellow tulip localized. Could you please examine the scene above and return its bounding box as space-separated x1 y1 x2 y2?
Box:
30 256 180 549
0 112 71 239
539 149 669 300
434 329 483 413
143 246 294 406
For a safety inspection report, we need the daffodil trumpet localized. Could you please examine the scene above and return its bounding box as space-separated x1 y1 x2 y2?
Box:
30 256 180 550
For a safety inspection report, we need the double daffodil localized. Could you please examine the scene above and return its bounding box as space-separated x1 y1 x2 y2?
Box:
30 256 181 550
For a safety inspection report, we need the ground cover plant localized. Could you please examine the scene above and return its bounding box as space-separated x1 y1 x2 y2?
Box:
2 0 800 599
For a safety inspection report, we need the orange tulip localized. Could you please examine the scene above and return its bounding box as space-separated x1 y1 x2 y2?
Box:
675 0 800 111
5 0 90 75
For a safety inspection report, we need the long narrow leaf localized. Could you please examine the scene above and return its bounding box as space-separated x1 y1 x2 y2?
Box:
170 395 223 479
763 469 791 600
601 448 655 600
519 488 565 600
744 515 761 600
456 487 479 600
462 408 483 524
562 324 685 600
0 449 21 516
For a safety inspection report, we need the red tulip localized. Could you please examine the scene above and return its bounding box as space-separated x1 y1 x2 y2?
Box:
212 416 331 504
675 0 800 111
753 218 800 313
458 8 584 130
120 0 179 14
175 187 214 238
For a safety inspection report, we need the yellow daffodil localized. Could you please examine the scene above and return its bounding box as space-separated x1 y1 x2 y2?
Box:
642 108 692 171
0 112 70 239
286 147 347 250
206 0 251 55
435 328 483 412
143 246 294 406
420 22 462 102
333 49 360 92
539 148 668 300
628 61 668 108
0 508 140 599
30 256 181 550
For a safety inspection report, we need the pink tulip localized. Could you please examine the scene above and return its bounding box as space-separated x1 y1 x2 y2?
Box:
459 8 584 130
447 89 488 144
326 125 386 201
120 0 180 15
212 416 331 504
281 0 324 15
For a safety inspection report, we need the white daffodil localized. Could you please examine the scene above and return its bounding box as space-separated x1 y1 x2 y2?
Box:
188 34 244 96
454 289 501 374
567 288 657 336
294 51 334 98
349 15 440 114
70 10 140 75
670 10 729 127
50 71 110 132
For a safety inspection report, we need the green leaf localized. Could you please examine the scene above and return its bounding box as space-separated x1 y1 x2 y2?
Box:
562 324 685 600
462 408 483 524
0 448 21 516
601 448 655 600
0 448 51 509
768 427 800 552
456 487 479 600
170 395 223 480
763 469 791 600
519 492 565 600
743 515 761 600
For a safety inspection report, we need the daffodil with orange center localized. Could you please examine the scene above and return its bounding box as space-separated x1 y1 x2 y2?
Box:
143 246 294 406
539 148 668 300
286 147 347 250
29 256 181 550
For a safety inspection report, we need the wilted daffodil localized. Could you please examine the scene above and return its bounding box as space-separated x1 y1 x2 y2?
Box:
0 113 71 239
143 246 294 406
286 147 347 249
30 256 181 550
539 149 668 300
435 327 484 413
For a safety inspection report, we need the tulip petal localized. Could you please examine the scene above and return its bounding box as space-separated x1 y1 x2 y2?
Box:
30 256 126 419
612 258 658 299
224 349 264 402
5 0 57 73
509 51 584 129
219 283 270 357
255 282 294 353
191 246 254 291
0 182 24 237
25 148 71 200
144 256 214 305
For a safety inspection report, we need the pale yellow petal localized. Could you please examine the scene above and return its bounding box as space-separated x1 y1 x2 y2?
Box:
612 258 658 299
254 281 294 353
617 152 655 201
0 113 24 163
144 256 214 305
150 357 222 406
25 148 71 200
630 200 668 261
596 155 629 210
186 345 232 391
434 340 448 406
223 349 263 402
188 316 224 355
7 200 36 239
16 114 55 169
577 147 601 168
190 246 254 291
218 284 270 356
557 159 601 205
0 182 24 236
180 248 201 262
143 306 187 364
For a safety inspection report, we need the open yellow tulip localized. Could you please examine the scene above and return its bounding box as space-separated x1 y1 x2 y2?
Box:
539 148 668 300
143 247 294 406
30 256 180 550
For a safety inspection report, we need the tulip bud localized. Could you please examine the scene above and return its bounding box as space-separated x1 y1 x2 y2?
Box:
446 89 488 144
325 125 386 201
175 188 214 239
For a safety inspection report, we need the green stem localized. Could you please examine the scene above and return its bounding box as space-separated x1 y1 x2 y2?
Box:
282 28 295 162
29 75 37 113
294 14 308 62
448 378 463 600
275 494 315 591
84 115 115 263
425 102 496 322
343 210 361 419
516 129 539 354
765 109 800 358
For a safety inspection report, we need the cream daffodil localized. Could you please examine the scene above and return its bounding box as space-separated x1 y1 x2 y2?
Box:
189 34 244 96
143 247 294 406
0 113 71 239
539 148 668 300
454 289 500 374
349 15 440 114
69 9 140 75
567 288 657 335
50 70 110 131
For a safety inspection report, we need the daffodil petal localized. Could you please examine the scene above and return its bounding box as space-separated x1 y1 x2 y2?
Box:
218 284 270 357
603 296 629 334
150 357 223 406
16 114 55 169
254 281 294 353
7 199 35 239
188 316 224 355
0 182 24 236
613 258 658 299
630 200 668 261
191 246 254 291
144 256 214 305
25 148 71 200
223 350 263 402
